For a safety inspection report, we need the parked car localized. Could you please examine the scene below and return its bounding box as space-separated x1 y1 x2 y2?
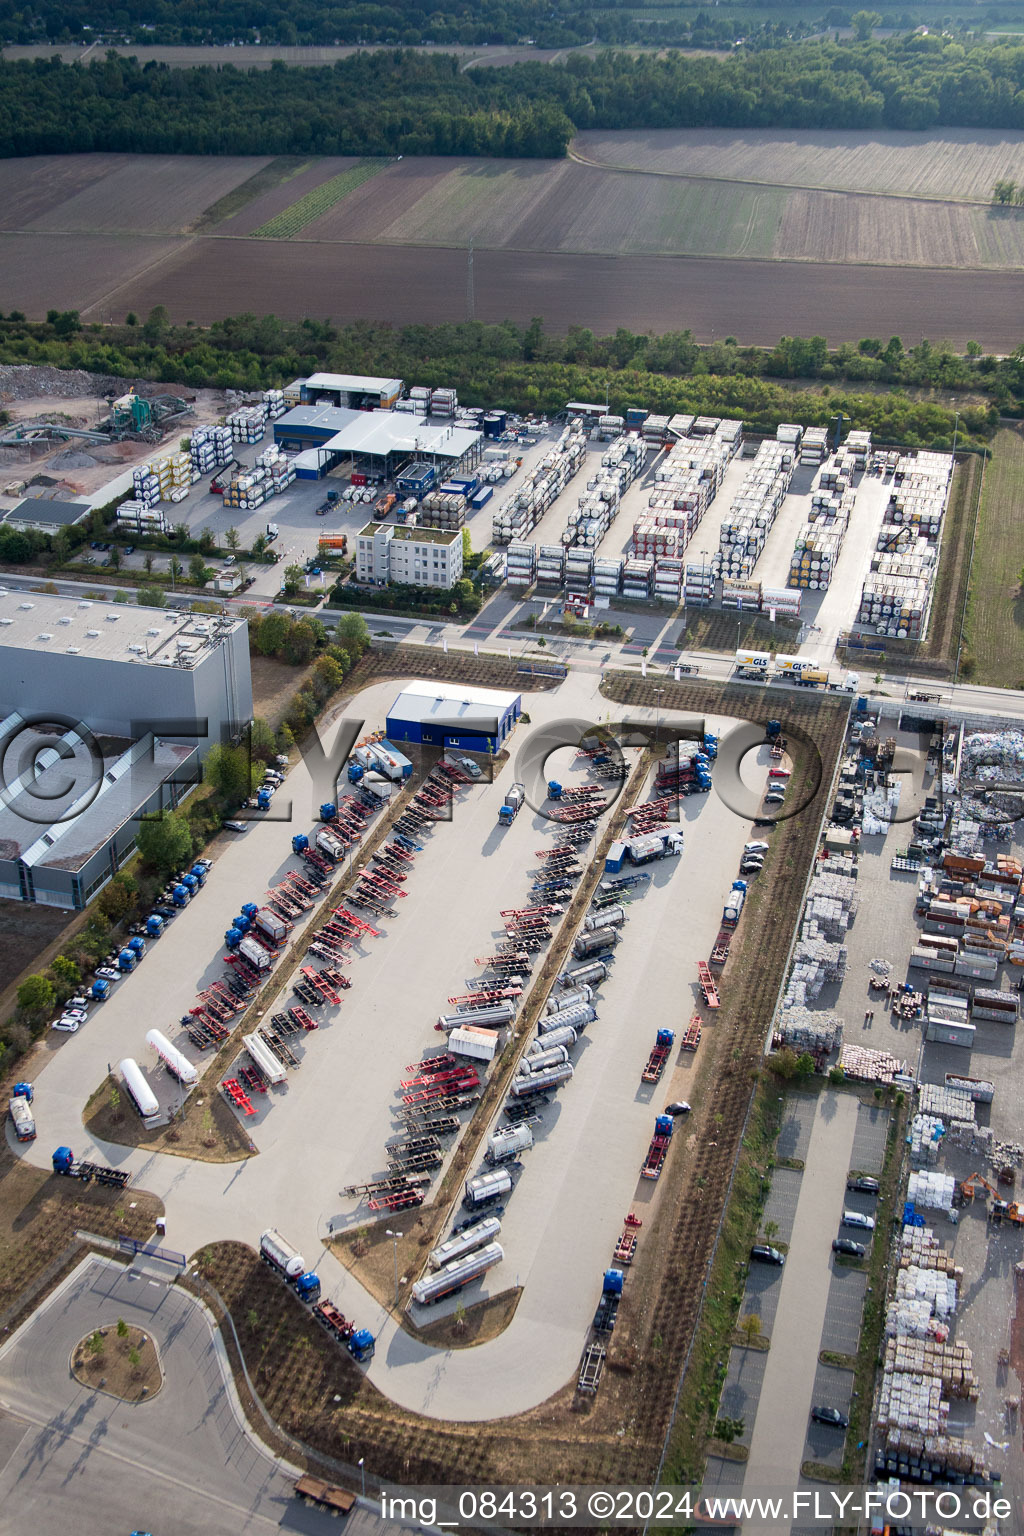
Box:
59 1008 88 1026
744 841 770 854
841 1210 875 1230
224 554 235 565
89 541 104 550
664 1101 691 1116
124 545 134 556
95 966 120 982
224 820 248 833
811 1405 849 1428
832 1237 866 1258
740 858 764 874
763 790 786 805
51 1016 81 1033
847 1175 880 1195
749 1244 785 1266
458 756 483 779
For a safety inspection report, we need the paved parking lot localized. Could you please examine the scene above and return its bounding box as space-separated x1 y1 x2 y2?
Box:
761 1166 802 1247
0 1255 417 1536
777 1094 816 1165
819 1265 870 1356
804 1361 855 1469
850 1101 889 1175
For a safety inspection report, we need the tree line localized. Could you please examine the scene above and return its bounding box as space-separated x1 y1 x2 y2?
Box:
0 310 1013 448
4 38 1024 160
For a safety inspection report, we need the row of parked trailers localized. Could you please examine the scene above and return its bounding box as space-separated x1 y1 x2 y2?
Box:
409 767 620 1306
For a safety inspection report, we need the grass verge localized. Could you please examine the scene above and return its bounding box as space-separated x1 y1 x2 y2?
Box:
661 1078 784 1481
960 424 1024 687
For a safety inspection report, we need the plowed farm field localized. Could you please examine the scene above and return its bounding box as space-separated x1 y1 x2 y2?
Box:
575 127 1024 201
0 153 271 234
4 140 1024 346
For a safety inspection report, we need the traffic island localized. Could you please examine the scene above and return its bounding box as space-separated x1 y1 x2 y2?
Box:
71 1322 162 1402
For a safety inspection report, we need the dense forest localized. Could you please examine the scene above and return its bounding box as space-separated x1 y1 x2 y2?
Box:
0 0 1006 50
0 310 1014 448
3 36 1024 157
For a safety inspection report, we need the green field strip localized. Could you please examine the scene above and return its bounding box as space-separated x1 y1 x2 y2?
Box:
252 160 388 239
190 156 311 233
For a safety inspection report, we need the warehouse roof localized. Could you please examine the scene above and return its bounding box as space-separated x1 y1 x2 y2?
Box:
0 589 244 664
0 727 195 870
304 372 403 396
276 404 362 434
389 681 521 727
3 496 91 529
324 412 479 463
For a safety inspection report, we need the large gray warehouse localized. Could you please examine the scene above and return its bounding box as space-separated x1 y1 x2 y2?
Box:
0 592 253 907
0 592 252 750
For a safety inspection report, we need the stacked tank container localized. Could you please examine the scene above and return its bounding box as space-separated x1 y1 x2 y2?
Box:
622 557 653 599
684 559 715 606
857 571 931 638
491 428 585 545
717 439 794 581
654 557 684 602
263 388 286 420
642 414 670 445
760 584 802 618
419 492 466 529
190 425 233 479
722 577 761 610
536 544 565 588
505 541 537 589
594 557 623 600
430 388 457 417
565 548 594 597
227 405 267 444
255 443 295 497
788 523 846 589
799 427 828 467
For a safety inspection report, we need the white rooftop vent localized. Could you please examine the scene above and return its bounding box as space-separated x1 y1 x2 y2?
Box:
58 616 72 625
77 601 92 609
0 617 12 626
36 633 53 642
127 644 145 654
105 613 120 622
85 628 100 638
17 602 33 611
65 646 80 654
146 627 160 636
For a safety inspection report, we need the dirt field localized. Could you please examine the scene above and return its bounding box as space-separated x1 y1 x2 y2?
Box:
212 156 358 235
774 188 1024 268
105 236 1024 349
0 154 269 236
575 128 1024 201
0 899 75 995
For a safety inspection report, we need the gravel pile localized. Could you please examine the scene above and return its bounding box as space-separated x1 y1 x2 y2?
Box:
49 449 98 469
0 364 129 400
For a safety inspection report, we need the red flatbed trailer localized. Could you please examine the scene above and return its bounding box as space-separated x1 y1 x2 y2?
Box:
641 1036 672 1083
641 1131 672 1180
697 961 720 1008
613 1229 638 1265
709 930 731 970
681 1015 702 1052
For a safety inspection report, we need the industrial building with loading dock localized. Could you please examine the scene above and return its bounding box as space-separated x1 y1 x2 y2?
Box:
274 406 482 483
0 590 252 905
355 521 464 589
385 680 522 754
0 590 252 750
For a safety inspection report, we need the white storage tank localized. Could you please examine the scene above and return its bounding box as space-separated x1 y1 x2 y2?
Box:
118 1057 159 1121
145 1028 198 1087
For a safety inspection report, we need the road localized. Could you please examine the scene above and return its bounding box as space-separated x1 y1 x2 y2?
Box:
0 1253 420 1536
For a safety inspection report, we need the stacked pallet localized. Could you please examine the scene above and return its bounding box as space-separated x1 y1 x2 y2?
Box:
895 1264 958 1321
837 1043 907 1084
877 1368 947 1436
917 1083 975 1123
775 1008 843 1052
908 1112 945 1163
885 1296 943 1341
898 1227 963 1281
881 1429 989 1480
906 1169 957 1212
